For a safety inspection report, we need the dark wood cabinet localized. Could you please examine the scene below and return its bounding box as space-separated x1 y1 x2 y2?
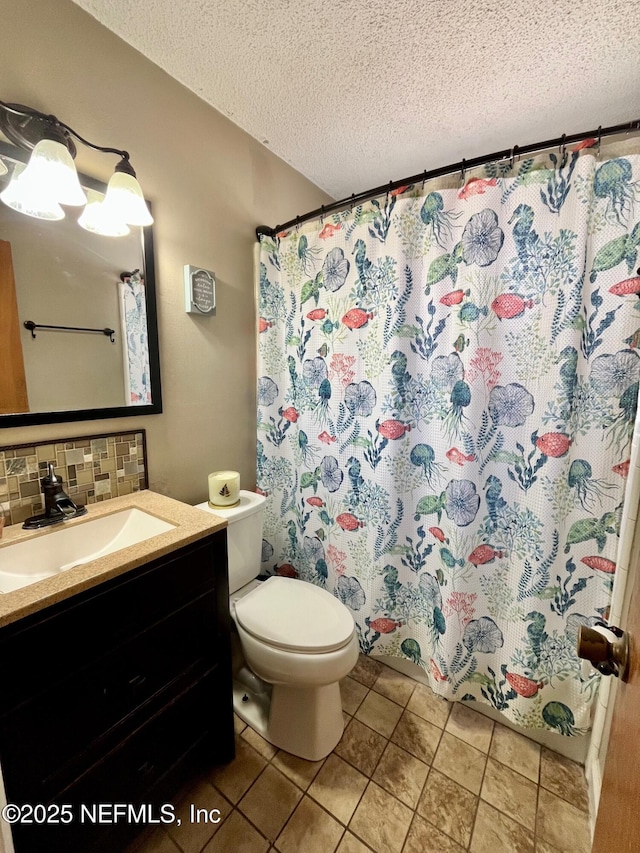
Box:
0 530 234 852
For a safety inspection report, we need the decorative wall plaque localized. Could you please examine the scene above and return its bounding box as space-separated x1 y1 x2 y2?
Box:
184 265 216 314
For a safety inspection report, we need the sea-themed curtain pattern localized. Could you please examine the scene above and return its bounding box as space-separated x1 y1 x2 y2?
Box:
118 271 151 405
256 146 640 735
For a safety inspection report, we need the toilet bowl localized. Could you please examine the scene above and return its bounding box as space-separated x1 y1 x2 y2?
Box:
195 491 359 760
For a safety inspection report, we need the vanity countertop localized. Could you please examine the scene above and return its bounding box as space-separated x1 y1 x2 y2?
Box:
0 491 226 628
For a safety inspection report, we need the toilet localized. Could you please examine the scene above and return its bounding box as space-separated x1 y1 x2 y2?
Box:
195 490 359 761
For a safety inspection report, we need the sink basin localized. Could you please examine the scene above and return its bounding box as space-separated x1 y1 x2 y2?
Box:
0 508 176 594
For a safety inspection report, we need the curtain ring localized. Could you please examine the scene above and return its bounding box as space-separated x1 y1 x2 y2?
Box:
295 216 300 233
320 205 325 225
596 125 602 159
422 170 427 189
460 158 466 186
386 180 392 204
350 193 355 212
559 133 567 167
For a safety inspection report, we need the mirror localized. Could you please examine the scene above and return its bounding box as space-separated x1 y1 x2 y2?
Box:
0 141 162 427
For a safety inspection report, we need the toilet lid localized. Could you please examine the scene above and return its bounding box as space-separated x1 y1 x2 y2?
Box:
234 576 355 653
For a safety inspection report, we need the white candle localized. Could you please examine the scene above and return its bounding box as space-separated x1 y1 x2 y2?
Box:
208 470 240 507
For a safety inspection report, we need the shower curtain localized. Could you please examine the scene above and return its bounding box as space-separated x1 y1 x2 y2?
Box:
256 148 640 735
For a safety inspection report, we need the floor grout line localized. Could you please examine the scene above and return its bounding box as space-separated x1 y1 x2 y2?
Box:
130 657 591 853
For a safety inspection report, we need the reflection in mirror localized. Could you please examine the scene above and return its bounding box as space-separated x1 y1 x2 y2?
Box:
0 142 161 427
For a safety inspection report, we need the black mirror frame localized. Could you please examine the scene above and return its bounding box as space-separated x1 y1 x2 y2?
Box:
0 142 162 427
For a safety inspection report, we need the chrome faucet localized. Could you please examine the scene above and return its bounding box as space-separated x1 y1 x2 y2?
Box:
23 464 87 529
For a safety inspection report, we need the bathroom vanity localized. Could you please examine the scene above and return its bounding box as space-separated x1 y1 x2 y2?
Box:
0 492 233 853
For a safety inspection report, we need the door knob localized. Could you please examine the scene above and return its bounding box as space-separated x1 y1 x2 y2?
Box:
577 621 630 681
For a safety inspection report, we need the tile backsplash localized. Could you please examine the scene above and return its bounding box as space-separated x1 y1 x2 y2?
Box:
0 430 148 526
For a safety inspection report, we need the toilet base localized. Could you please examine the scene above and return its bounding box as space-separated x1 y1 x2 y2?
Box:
232 679 345 761
233 679 271 739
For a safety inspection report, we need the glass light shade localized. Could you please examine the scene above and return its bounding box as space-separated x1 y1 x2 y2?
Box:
0 159 7 177
0 162 65 220
103 171 153 226
18 138 87 206
78 189 130 237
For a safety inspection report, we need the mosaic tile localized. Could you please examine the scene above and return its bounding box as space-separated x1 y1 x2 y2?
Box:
5 458 26 475
19 480 40 498
65 448 84 466
0 431 147 525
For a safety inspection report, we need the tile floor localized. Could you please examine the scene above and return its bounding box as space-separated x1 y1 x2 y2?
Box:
128 655 592 853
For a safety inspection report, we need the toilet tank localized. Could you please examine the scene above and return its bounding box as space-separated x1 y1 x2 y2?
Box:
195 490 266 593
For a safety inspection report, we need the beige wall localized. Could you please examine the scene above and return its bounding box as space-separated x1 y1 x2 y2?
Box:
0 0 331 504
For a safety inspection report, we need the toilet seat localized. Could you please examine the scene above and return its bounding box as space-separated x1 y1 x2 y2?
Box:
234 576 355 653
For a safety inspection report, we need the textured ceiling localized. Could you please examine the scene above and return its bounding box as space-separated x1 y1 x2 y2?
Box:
72 0 639 200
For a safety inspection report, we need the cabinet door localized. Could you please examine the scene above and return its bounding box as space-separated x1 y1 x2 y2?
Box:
0 529 234 853
11 672 225 853
1 591 218 802
0 534 226 713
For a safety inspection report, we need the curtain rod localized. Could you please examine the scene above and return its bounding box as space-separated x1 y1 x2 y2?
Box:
256 118 640 240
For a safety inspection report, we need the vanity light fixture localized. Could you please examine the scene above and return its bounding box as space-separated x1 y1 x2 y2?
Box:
78 189 131 237
0 161 64 220
0 100 153 234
